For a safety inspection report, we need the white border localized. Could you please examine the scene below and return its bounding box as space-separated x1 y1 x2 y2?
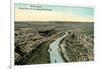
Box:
11 0 96 69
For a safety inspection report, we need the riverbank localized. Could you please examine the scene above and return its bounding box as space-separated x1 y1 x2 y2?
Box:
15 31 65 65
48 32 68 63
59 31 94 62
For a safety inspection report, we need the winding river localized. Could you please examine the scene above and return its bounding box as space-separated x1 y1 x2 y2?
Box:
48 32 68 63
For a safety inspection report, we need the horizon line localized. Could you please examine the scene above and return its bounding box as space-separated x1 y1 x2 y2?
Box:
15 21 94 23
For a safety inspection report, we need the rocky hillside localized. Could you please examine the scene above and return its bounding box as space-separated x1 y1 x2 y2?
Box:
60 30 94 62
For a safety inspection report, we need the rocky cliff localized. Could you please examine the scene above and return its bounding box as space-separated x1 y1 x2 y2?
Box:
60 30 94 62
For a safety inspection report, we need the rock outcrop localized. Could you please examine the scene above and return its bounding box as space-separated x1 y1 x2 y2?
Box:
60 31 94 62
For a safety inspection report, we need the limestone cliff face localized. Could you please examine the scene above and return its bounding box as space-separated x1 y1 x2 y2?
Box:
60 31 94 62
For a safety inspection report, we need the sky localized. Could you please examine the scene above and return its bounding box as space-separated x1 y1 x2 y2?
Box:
15 3 94 22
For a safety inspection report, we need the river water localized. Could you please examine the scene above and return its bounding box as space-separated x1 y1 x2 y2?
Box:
48 32 68 63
